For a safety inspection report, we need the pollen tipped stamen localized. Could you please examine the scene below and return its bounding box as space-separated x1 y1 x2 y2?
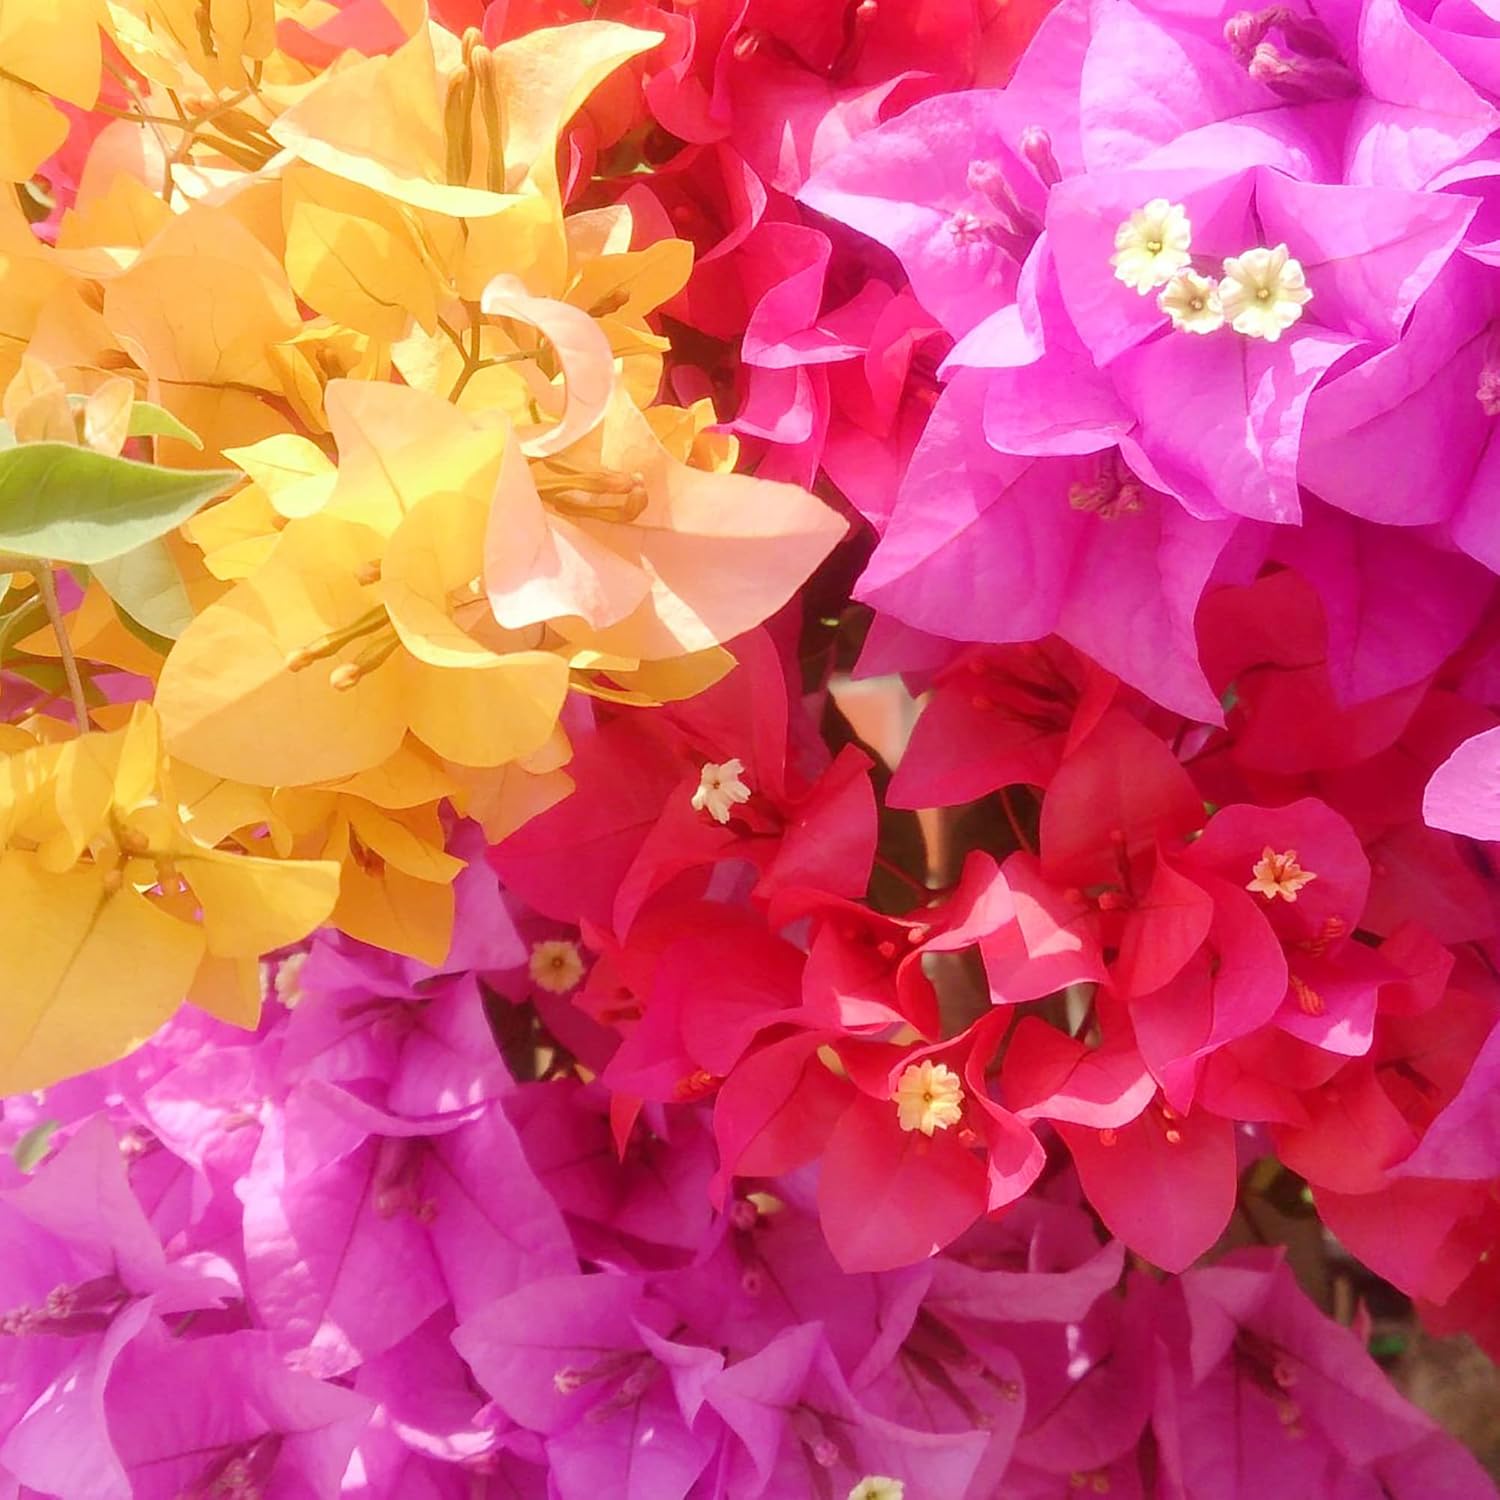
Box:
372 1136 436 1222
1020 125 1062 189
471 47 507 193
284 607 389 672
183 1434 282 1500
1 1275 130 1337
1247 41 1359 100
328 626 400 690
534 466 650 520
966 159 1041 236
1478 364 1500 416
443 67 477 187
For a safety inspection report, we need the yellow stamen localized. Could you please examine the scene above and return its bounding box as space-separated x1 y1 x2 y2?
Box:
443 66 477 186
285 607 390 672
472 47 506 194
328 627 400 690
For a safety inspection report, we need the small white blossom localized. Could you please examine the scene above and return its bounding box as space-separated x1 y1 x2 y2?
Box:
893 1061 964 1136
691 758 751 824
1219 244 1312 341
849 1480 905 1500
1157 269 1225 334
529 939 585 994
1110 199 1192 293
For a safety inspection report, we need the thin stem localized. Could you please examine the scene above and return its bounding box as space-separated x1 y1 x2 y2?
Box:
998 785 1035 854
36 567 89 733
873 851 931 898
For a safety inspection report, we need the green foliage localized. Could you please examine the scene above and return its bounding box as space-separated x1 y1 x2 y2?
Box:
0 443 233 566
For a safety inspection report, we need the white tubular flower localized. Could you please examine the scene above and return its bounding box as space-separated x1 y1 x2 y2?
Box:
893 1060 964 1136
691 758 751 824
1110 199 1192 293
529 939 585 993
1157 269 1225 334
848 1480 905 1500
1219 243 1312 340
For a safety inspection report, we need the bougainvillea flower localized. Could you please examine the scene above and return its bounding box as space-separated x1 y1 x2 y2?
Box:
486 385 846 662
855 375 1236 718
599 907 807 1103
0 706 339 1090
1348 0 1500 189
775 846 1013 1039
277 943 515 1117
813 1014 1043 1272
1196 569 1428 778
800 88 1052 338
455 1272 721 1495
991 1271 1159 1489
241 1083 573 1377
1180 797 1382 1055
887 639 1116 809
493 626 876 935
703 1321 988 1499
156 383 573 787
1155 1252 1494 1495
989 168 1468 525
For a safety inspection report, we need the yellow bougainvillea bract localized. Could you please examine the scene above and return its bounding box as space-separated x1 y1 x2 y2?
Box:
0 1 846 1087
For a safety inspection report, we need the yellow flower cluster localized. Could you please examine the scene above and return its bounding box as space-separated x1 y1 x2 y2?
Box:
0 1 845 1088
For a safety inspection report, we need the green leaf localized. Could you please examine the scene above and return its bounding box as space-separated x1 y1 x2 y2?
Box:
12 1119 59 1172
0 444 234 565
128 401 205 450
0 594 46 661
93 536 194 639
65 397 204 450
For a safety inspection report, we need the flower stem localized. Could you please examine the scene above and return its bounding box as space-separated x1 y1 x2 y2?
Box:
37 567 89 733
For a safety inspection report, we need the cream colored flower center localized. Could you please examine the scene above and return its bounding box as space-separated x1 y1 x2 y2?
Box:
1110 199 1193 294
691 757 752 824
893 1060 964 1136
